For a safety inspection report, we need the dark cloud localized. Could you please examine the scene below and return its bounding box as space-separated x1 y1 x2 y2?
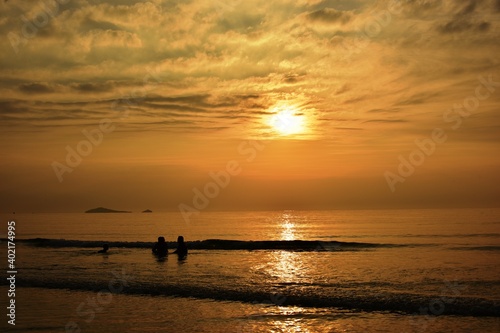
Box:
307 8 352 24
435 0 493 34
81 17 122 32
439 20 472 34
147 95 211 105
476 21 491 31
142 102 207 114
146 94 265 111
282 73 305 84
71 82 113 93
437 18 490 34
235 94 261 100
366 108 401 113
18 83 55 94
458 1 477 16
0 100 29 116
0 98 114 129
395 91 441 106
126 118 231 133
214 12 265 33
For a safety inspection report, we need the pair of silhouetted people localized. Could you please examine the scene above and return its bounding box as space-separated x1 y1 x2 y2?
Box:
152 236 187 259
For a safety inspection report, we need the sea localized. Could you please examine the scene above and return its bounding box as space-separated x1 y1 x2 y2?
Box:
0 208 499 332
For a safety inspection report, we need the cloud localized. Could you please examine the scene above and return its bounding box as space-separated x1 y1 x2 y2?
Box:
425 0 496 34
71 82 114 93
437 17 491 34
366 108 401 114
18 83 55 94
458 1 478 15
306 8 353 24
80 17 123 32
395 91 442 106
213 11 265 33
0 100 29 116
0 0 499 140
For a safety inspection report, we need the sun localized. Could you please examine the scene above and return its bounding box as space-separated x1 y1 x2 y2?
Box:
268 106 305 136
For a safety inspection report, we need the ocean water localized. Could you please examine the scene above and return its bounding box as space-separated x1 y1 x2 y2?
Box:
1 209 499 332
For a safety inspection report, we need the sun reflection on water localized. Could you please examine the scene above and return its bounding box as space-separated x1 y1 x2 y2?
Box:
270 317 312 333
250 212 338 332
262 212 307 284
271 251 303 282
281 213 296 241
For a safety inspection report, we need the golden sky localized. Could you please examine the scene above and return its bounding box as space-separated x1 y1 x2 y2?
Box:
1 0 499 212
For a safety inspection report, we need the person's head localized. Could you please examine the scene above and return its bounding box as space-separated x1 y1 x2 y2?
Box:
177 236 184 243
158 236 165 243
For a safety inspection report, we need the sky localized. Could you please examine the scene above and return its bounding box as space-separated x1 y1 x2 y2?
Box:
1 0 499 213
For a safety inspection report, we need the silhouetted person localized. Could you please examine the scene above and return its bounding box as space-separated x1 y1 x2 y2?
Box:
98 244 109 253
152 236 168 257
173 235 188 259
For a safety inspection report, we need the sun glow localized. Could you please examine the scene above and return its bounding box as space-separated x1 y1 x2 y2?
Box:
268 106 306 136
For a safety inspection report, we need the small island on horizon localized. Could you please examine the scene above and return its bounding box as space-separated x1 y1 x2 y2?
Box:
85 207 131 213
142 209 153 213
